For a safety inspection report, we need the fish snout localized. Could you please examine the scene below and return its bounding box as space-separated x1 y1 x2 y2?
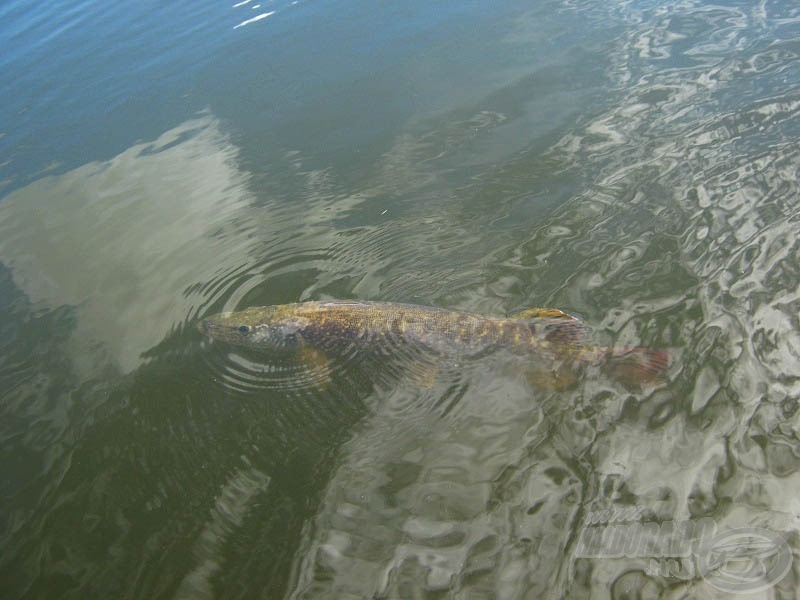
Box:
197 319 214 335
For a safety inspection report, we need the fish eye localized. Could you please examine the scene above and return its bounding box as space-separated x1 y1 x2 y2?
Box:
238 325 250 333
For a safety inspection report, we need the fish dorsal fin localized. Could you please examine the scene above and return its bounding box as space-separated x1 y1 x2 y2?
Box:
510 307 576 321
509 307 587 345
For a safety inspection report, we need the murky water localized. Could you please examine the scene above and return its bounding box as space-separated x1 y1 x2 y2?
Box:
2 0 799 597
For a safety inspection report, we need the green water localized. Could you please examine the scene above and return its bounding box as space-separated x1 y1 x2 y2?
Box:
2 0 800 597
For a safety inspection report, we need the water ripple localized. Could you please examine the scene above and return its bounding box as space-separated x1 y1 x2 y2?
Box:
283 2 800 596
3 0 800 596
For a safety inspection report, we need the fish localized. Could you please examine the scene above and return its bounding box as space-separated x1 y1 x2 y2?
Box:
198 300 669 388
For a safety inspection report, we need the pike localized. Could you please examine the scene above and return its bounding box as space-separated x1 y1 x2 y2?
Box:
198 300 668 387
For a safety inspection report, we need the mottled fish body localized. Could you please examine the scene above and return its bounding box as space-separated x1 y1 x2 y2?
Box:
199 300 668 386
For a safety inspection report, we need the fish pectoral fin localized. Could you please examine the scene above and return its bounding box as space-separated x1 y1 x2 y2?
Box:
297 346 332 389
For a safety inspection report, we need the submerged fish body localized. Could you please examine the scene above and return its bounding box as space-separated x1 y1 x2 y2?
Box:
202 301 581 358
199 300 668 386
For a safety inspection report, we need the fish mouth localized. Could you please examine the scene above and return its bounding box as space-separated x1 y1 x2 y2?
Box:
197 315 242 345
197 319 211 334
197 318 223 338
197 311 232 334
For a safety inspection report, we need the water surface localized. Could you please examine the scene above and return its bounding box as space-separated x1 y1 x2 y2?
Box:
1 0 799 597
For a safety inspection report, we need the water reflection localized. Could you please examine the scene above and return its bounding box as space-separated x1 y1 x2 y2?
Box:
288 373 579 598
285 2 800 597
0 113 255 376
0 113 371 597
2 0 800 596
504 1 800 596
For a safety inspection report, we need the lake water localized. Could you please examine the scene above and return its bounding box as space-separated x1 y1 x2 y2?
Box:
2 0 800 597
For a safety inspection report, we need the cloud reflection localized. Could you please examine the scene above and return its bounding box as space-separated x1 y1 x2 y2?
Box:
0 113 256 376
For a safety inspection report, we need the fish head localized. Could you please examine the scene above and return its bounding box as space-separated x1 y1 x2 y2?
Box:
198 305 310 351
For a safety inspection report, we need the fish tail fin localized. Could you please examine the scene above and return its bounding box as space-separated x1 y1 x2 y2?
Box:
603 346 670 386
